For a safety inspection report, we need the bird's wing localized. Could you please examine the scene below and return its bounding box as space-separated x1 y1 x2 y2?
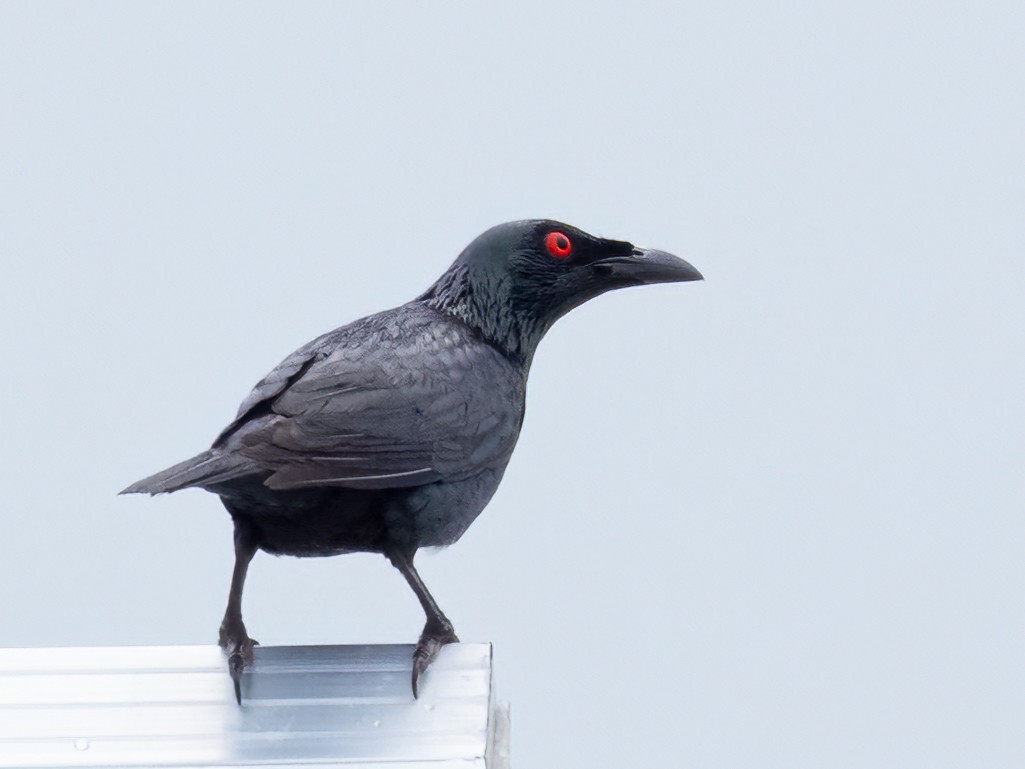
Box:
219 312 524 491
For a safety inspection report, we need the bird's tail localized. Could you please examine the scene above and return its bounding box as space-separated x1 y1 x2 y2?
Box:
120 449 255 495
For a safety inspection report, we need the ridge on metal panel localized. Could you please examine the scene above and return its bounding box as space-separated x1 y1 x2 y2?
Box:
0 643 510 769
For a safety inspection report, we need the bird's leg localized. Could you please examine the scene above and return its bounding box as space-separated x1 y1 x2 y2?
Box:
218 524 259 705
387 549 459 698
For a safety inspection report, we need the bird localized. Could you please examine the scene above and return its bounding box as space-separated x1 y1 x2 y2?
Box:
122 219 702 703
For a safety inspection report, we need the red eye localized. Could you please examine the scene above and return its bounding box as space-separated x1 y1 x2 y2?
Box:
545 231 573 259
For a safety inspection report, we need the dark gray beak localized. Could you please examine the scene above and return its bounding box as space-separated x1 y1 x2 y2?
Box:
593 248 703 285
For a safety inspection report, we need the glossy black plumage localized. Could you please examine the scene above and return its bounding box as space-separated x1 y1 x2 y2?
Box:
123 219 701 701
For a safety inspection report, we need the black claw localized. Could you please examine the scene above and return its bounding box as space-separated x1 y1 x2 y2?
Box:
411 624 458 698
229 652 245 705
411 645 430 699
221 629 257 706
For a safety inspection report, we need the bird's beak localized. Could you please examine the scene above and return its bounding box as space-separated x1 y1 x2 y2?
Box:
593 248 703 285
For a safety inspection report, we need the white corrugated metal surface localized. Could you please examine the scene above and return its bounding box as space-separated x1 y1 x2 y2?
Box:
0 643 509 768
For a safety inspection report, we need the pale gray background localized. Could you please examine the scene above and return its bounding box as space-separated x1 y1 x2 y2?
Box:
1 2 1023 767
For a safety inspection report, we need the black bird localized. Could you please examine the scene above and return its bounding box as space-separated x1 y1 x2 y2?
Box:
122 219 701 703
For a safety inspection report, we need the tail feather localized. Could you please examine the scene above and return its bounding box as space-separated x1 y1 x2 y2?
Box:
120 450 256 495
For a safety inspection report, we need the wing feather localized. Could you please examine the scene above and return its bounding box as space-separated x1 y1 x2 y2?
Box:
214 309 524 491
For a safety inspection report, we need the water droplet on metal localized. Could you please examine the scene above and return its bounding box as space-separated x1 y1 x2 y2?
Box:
73 739 90 751
372 719 381 728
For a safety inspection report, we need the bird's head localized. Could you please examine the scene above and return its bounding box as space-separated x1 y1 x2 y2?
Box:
421 219 702 363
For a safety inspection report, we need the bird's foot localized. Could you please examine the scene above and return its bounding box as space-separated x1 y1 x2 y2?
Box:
411 618 459 698
218 620 258 705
